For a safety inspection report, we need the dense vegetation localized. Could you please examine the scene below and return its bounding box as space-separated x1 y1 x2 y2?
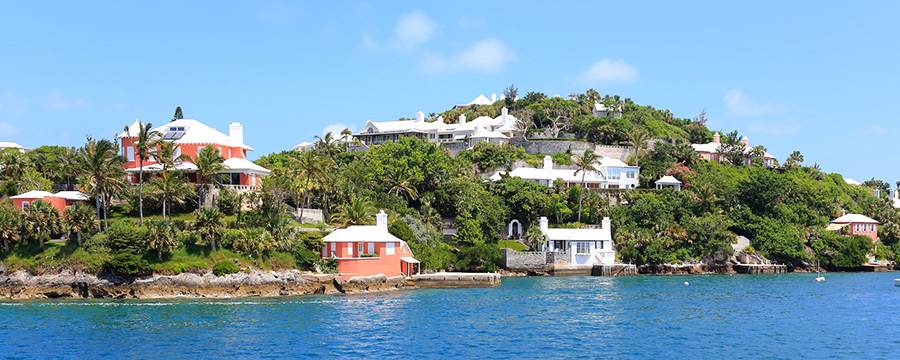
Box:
1 89 897 277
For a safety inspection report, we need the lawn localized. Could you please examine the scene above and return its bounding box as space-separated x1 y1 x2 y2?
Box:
498 240 528 251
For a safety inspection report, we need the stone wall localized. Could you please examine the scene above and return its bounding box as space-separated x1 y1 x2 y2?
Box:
295 208 324 224
500 249 547 270
511 138 595 155
593 145 635 161
547 251 571 264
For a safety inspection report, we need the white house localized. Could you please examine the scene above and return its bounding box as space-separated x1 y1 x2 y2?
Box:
539 216 615 265
0 141 29 152
353 107 521 148
655 175 682 191
592 101 623 118
489 155 640 189
844 177 862 186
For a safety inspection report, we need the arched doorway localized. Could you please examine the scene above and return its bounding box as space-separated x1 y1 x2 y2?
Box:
508 219 522 239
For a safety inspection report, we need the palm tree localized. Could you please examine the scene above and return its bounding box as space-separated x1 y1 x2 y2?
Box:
330 197 377 227
523 226 548 251
147 220 178 260
153 142 193 219
314 132 342 158
292 150 333 221
387 169 419 201
22 200 62 248
233 227 274 257
76 137 126 229
194 145 227 210
64 202 96 246
626 127 650 167
0 202 21 251
124 122 162 226
195 207 225 252
573 149 603 223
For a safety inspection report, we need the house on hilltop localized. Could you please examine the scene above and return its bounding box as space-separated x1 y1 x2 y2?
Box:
353 107 522 149
592 101 623 118
119 119 271 189
489 155 640 189
321 211 420 280
691 132 776 167
0 141 29 153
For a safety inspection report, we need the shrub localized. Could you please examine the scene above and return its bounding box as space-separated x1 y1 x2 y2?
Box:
294 247 322 270
106 221 146 251
105 251 149 276
268 251 296 269
218 189 242 215
360 253 379 258
212 259 240 276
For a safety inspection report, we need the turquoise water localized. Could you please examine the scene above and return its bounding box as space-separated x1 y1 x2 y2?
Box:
2 272 898 359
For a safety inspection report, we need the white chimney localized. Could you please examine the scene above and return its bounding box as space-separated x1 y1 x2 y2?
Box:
376 210 388 231
229 122 244 145
437 116 444 123
540 217 549 233
491 93 497 102
459 114 467 124
601 217 612 241
501 107 508 124
741 136 749 146
500 94 506 101
713 132 720 144
416 111 425 122
544 155 553 171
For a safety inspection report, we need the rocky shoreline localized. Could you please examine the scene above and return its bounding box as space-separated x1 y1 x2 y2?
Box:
0 269 408 300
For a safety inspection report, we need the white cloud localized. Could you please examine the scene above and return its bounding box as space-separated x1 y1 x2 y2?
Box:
576 59 639 85
44 90 90 110
0 91 28 114
321 123 355 137
423 39 515 74
724 88 777 116
391 11 436 51
748 119 804 136
0 121 19 136
862 124 887 135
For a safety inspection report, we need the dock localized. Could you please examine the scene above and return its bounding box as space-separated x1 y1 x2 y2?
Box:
410 272 501 288
733 264 788 274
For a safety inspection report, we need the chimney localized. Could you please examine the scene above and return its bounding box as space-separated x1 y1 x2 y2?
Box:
416 111 425 122
741 136 749 146
437 116 444 123
229 122 244 145
601 217 612 241
501 107 508 124
544 155 553 171
840 209 846 217
491 93 497 103
500 94 506 101
713 132 720 144
540 217 549 233
459 114 467 125
376 210 388 231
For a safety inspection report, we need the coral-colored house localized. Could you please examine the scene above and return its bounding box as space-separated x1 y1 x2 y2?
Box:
826 211 878 242
692 132 776 167
10 190 90 216
118 119 271 187
321 211 420 280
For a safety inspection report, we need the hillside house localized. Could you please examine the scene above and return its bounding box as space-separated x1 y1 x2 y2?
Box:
489 155 640 189
826 211 878 242
691 132 776 167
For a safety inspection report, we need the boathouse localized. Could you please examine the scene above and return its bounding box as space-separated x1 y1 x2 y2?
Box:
321 210 420 280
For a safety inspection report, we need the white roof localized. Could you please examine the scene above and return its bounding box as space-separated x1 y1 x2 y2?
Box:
400 257 420 263
471 128 509 139
10 190 55 199
593 101 623 113
0 141 29 151
323 225 406 243
831 214 878 224
54 191 90 201
844 178 862 186
489 159 637 184
125 162 199 173
544 227 610 241
456 94 493 108
223 158 272 175
292 141 315 151
655 175 682 185
691 141 775 159
120 119 254 151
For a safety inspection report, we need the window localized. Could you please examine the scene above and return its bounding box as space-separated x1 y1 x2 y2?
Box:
227 149 232 158
386 243 395 255
358 243 364 256
608 169 621 180
21 201 29 209
576 242 590 254
626 171 636 179
598 241 604 250
553 241 565 251
330 242 335 255
368 242 375 254
347 242 353 256
220 147 225 157
126 146 134 161
855 224 860 232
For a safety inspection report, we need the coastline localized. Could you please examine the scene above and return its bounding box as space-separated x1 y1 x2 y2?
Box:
499 261 899 277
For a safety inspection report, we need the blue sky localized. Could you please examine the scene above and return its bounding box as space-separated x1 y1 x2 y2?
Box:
1 1 898 183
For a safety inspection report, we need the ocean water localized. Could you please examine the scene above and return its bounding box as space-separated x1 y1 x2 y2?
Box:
2 272 898 359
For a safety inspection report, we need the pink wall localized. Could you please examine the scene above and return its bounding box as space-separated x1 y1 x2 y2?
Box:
322 241 417 280
12 196 87 217
121 137 255 186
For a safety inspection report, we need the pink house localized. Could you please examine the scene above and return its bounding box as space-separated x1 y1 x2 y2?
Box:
118 119 271 188
10 190 90 217
691 133 776 167
321 211 420 280
827 211 878 242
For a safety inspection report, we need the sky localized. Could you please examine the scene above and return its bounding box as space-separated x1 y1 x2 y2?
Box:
1 1 898 183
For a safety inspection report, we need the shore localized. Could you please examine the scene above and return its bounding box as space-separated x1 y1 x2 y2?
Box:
499 261 899 277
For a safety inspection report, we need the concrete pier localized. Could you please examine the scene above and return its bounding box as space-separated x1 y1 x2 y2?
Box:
592 264 638 276
411 272 501 288
733 264 788 274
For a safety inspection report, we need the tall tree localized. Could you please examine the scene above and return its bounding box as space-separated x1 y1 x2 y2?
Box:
152 142 193 219
573 149 603 223
123 122 162 226
194 145 227 210
626 127 650 167
64 202 96 246
292 150 333 221
173 106 183 121
76 137 126 229
314 132 342 158
22 200 62 248
195 207 225 252
146 220 178 260
330 197 377 227
0 201 21 251
503 83 518 106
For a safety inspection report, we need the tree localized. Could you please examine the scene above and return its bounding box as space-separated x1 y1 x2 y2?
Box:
523 225 548 251
195 207 225 252
22 200 62 248
314 132 343 158
76 137 126 229
64 202 96 246
543 108 571 138
0 201 21 251
146 220 178 259
194 145 227 211
503 83 518 106
173 106 183 121
783 150 804 169
123 121 162 226
573 149 602 223
330 197 377 227
626 127 650 167
293 150 333 221
716 131 747 166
